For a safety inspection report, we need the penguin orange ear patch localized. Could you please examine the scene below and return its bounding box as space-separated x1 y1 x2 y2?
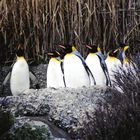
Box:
72 46 76 51
124 46 129 51
97 47 101 52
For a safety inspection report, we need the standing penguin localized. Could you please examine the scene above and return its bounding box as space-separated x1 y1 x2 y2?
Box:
118 43 129 65
59 44 95 88
105 49 122 83
2 44 39 96
118 43 136 74
85 44 111 86
47 50 65 88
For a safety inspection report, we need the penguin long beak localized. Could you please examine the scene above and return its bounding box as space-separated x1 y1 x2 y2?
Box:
47 52 54 56
113 48 120 53
17 44 23 50
86 45 92 49
59 45 66 49
55 51 60 56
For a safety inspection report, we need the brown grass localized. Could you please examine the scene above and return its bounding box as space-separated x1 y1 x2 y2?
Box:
0 0 140 64
75 60 140 140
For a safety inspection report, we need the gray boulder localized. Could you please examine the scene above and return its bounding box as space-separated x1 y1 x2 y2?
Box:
0 86 118 139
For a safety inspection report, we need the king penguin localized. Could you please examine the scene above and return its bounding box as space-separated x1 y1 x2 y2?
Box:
47 50 65 88
85 44 111 86
59 44 95 88
105 49 122 84
2 44 39 96
118 43 129 65
117 43 136 74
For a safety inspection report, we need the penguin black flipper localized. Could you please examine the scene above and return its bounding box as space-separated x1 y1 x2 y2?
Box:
101 62 112 86
84 64 96 85
74 54 96 85
29 68 40 89
60 61 66 87
96 54 111 86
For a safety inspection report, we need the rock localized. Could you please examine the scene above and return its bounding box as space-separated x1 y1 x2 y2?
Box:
0 117 54 140
0 86 118 139
0 64 120 139
31 64 47 88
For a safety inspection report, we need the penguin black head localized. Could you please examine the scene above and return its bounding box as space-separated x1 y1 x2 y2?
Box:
86 44 100 53
119 43 128 49
59 50 66 59
109 49 119 58
16 44 24 57
66 45 73 53
58 44 73 54
118 43 129 61
119 43 129 53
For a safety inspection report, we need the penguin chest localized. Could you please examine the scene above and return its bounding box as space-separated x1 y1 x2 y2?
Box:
64 54 90 88
86 54 106 86
10 60 30 95
123 62 135 75
47 59 64 88
105 58 121 81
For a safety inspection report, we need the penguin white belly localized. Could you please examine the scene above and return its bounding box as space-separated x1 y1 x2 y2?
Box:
106 58 124 93
123 62 136 76
64 54 90 88
10 60 30 96
86 54 106 86
47 59 64 88
105 59 121 82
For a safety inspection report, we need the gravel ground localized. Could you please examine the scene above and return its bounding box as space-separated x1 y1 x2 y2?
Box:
0 86 116 139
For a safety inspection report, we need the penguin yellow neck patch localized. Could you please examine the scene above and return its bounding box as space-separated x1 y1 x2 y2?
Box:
123 58 128 64
107 56 117 61
89 53 96 56
51 58 60 62
17 56 25 61
65 53 73 58
72 46 76 51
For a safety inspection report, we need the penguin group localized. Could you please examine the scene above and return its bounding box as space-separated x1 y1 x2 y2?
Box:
46 43 130 88
2 42 130 96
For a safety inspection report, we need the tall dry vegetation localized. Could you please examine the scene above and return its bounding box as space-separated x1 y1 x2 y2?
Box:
76 60 140 140
0 0 140 64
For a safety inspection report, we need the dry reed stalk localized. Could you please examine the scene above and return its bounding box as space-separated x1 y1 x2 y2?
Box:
0 0 140 64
